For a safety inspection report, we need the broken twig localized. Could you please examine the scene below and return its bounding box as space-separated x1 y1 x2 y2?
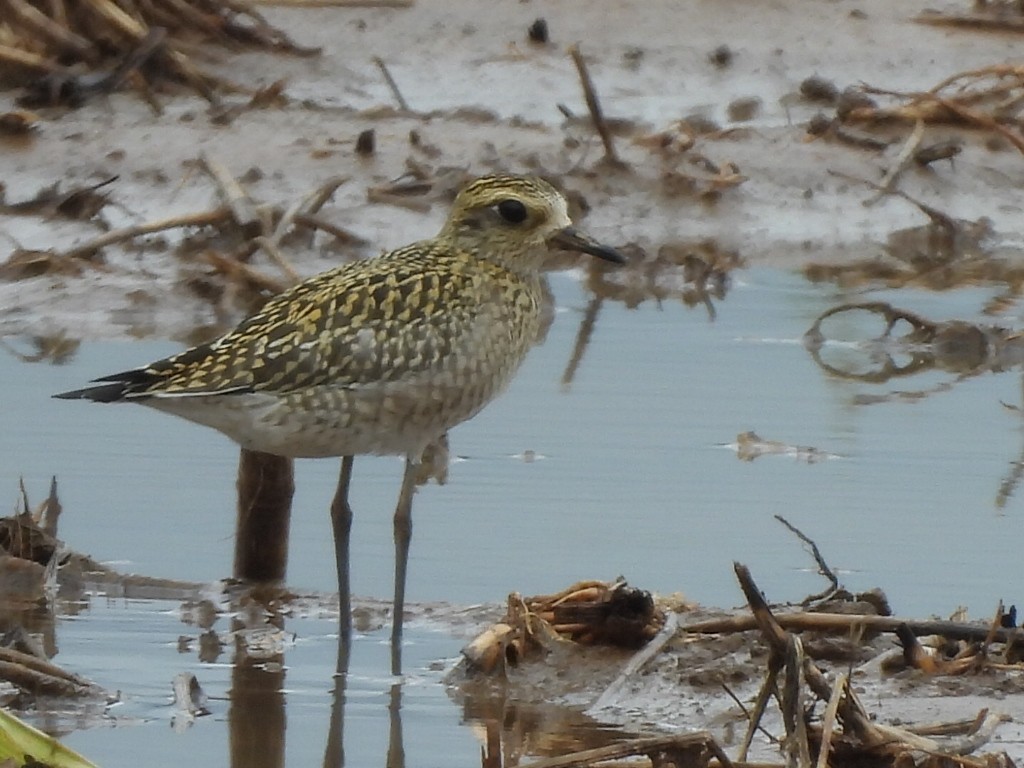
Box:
568 44 620 165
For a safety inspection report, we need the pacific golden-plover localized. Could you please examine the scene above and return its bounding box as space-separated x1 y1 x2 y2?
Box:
55 174 624 660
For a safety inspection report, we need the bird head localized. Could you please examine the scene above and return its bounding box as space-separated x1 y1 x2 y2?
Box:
438 175 625 273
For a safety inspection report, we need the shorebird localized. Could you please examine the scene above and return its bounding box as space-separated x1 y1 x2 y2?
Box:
55 174 624 664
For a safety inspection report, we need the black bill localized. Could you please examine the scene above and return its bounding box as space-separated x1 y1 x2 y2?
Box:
548 226 626 264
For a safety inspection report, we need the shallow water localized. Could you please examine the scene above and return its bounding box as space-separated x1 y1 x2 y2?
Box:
4 266 1024 765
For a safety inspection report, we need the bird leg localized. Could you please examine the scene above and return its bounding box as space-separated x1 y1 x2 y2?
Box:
390 456 418 674
330 455 355 642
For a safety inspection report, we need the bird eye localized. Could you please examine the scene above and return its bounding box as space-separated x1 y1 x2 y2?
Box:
496 199 528 224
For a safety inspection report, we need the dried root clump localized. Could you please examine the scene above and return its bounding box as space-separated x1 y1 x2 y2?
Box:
811 65 1024 156
0 0 319 107
461 579 666 675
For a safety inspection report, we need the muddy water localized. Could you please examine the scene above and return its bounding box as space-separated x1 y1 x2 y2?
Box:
4 266 1024 765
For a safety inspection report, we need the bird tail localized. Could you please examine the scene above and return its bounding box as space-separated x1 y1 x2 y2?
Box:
53 368 159 403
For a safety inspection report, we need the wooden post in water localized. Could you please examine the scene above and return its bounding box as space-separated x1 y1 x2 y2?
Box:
234 449 294 582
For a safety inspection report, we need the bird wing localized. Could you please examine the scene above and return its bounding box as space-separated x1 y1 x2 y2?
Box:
59 251 528 402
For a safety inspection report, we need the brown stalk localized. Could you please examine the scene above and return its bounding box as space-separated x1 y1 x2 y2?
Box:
5 0 98 61
680 610 1022 644
568 44 621 165
60 207 233 261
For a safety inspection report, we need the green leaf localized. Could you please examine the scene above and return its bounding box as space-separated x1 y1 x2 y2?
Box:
0 708 97 768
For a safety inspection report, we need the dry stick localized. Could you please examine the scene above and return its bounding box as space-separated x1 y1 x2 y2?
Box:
741 565 990 758
61 208 232 261
166 0 225 37
366 187 431 212
292 213 368 245
734 563 886 749
84 0 147 38
17 477 30 514
373 56 410 111
914 12 1024 34
815 672 846 768
773 515 838 598
926 64 1024 95
546 580 612 606
51 0 69 27
865 118 925 206
0 43 70 74
680 610 1024 644
910 715 998 738
934 95 1024 155
41 476 61 539
588 611 679 712
303 175 351 216
0 660 95 697
0 647 96 690
827 169 961 234
783 636 812 768
203 250 289 295
5 0 98 61
199 153 265 233
165 47 224 102
568 44 620 164
942 711 1011 756
982 601 1005 660
268 175 350 248
738 660 781 762
722 683 777 749
253 236 302 284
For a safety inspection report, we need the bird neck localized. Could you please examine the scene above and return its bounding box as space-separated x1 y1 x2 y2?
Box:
436 229 548 277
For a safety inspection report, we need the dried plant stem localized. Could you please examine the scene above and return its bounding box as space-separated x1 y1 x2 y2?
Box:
62 208 232 261
373 56 410 111
568 44 620 164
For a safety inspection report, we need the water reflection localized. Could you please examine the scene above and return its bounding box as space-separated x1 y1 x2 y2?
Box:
456 689 637 768
804 208 1017 295
804 300 1024 508
803 301 1024 385
229 619 286 768
0 334 79 365
218 587 408 768
560 242 736 389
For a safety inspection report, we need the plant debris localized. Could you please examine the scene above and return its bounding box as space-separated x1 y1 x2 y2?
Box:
461 579 665 675
453 523 1023 768
0 0 320 108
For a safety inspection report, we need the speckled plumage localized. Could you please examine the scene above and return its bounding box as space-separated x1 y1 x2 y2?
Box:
56 175 624 461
